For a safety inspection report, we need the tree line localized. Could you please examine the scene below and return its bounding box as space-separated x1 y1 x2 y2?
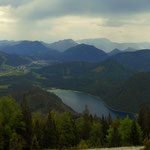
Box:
0 96 150 150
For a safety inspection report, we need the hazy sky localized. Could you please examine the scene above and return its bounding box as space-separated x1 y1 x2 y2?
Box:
0 0 150 42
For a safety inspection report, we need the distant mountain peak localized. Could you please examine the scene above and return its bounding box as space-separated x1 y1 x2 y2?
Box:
20 40 44 45
47 39 78 52
75 43 95 48
108 48 121 56
61 44 108 62
124 47 137 52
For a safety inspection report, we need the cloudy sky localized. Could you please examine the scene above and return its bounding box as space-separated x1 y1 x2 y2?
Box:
0 0 150 43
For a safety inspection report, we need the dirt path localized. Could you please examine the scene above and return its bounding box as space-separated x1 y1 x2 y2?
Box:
84 146 144 150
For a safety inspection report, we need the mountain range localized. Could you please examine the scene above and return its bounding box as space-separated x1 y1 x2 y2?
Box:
1 38 150 54
0 41 109 62
77 38 150 52
0 38 149 114
1 40 150 72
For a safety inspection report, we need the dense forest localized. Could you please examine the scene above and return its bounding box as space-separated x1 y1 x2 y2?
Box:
0 94 150 150
0 59 149 113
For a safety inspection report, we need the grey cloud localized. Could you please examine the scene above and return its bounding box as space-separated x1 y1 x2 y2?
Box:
15 0 150 20
101 19 126 27
0 0 31 7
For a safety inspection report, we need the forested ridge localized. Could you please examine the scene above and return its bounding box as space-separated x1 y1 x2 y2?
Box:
0 96 150 150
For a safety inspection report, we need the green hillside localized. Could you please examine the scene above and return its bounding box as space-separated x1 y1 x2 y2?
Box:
32 59 136 99
104 72 150 113
0 51 31 67
10 86 76 115
112 50 150 72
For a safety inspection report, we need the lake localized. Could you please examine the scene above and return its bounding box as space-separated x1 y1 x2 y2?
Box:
50 89 133 119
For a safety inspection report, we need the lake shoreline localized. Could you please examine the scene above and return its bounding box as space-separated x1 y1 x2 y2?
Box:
48 88 135 118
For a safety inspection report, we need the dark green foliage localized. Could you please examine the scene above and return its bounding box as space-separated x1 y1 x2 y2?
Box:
32 113 44 149
101 115 109 144
82 105 91 140
9 133 24 150
106 119 121 147
144 138 150 150
88 122 103 147
21 95 33 150
0 51 31 67
0 58 140 114
111 50 150 72
11 86 77 115
138 104 150 138
108 113 112 126
0 97 25 150
31 135 40 150
54 112 76 147
43 112 58 148
118 116 132 145
58 134 66 150
130 120 142 146
33 59 135 104
0 95 147 149
5 54 31 67
104 72 150 113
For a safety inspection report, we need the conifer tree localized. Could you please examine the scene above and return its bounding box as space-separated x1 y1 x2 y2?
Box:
9 133 23 150
138 104 150 138
101 115 109 144
130 120 143 146
108 113 112 126
82 105 91 140
106 119 121 147
31 135 40 150
21 94 33 150
32 118 43 148
43 111 58 149
59 134 66 150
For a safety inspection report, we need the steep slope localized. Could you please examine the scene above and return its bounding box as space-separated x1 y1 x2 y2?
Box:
104 72 150 113
111 49 150 72
10 86 77 115
46 39 78 52
60 44 108 62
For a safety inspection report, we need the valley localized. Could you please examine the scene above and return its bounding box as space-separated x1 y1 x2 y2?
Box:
1 0 150 149
0 39 149 150
0 40 149 113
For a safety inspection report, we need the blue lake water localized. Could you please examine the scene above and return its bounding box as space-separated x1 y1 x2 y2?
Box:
50 89 134 119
